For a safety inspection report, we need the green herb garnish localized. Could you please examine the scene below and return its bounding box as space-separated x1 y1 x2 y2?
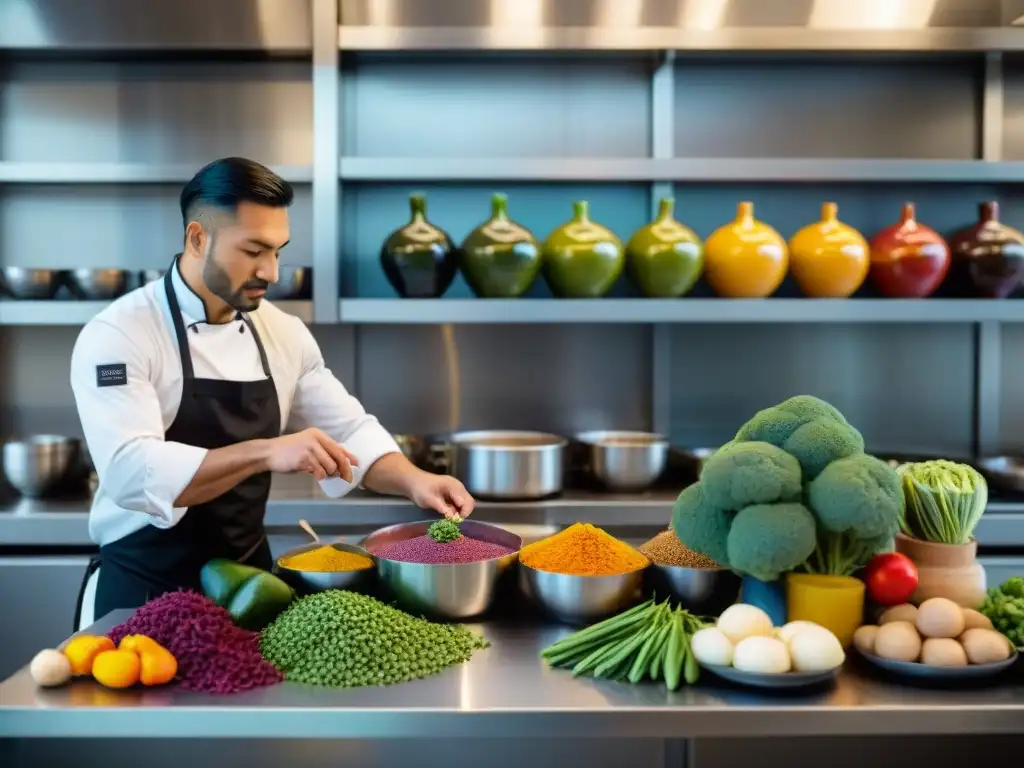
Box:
427 518 462 543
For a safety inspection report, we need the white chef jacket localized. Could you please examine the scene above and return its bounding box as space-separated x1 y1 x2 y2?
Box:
70 262 400 547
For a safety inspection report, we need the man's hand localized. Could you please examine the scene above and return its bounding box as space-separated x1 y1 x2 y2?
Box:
265 428 360 482
408 473 475 520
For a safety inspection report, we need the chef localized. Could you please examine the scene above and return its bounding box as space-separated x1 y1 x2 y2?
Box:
70 156 473 630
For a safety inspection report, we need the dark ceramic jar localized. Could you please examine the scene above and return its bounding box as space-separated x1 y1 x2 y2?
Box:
458 193 542 298
869 202 950 299
379 193 458 299
948 201 1024 299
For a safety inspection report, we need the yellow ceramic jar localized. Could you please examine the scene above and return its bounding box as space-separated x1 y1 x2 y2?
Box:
786 573 865 649
704 202 788 298
788 202 869 299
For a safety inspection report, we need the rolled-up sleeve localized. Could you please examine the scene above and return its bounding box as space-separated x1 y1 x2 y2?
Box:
286 319 399 491
70 319 208 526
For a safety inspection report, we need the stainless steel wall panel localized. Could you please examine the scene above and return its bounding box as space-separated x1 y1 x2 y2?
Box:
1002 54 1024 159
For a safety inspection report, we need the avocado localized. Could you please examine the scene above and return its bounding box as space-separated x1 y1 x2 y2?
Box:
225 571 296 631
200 558 266 608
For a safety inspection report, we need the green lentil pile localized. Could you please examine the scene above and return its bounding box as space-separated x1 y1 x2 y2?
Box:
259 590 489 687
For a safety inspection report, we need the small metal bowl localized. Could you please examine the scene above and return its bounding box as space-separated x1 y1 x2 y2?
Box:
975 456 1024 493
274 541 377 594
519 563 647 626
2 435 81 498
576 430 669 491
66 269 130 300
266 267 311 300
361 519 521 620
645 564 741 616
0 268 63 300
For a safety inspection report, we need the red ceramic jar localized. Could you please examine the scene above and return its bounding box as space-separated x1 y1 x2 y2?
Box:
869 203 950 299
948 201 1024 299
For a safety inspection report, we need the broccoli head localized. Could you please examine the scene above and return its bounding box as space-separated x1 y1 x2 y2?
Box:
733 395 863 479
699 441 803 511
726 502 818 583
671 482 732 567
807 454 904 542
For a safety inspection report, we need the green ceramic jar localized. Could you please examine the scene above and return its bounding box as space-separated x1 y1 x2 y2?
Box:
458 193 542 298
625 197 704 298
542 200 625 299
379 193 458 299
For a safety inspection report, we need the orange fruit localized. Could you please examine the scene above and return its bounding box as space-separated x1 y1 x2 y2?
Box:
62 634 115 677
91 649 141 689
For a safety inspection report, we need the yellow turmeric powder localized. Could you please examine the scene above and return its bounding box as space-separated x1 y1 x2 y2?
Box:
519 523 649 576
278 545 374 573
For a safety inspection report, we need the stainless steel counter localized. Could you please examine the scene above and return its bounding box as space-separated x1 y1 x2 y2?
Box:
2 610 1024 740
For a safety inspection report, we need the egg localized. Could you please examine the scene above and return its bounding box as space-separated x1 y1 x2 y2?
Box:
690 627 734 667
879 604 918 625
29 649 72 688
961 609 994 632
852 625 880 656
915 597 965 639
959 628 1012 665
873 620 922 662
716 604 774 645
776 620 821 645
787 625 846 672
733 636 791 674
920 638 968 667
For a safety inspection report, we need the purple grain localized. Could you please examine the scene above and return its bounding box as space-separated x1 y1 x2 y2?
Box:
107 590 282 695
372 534 515 564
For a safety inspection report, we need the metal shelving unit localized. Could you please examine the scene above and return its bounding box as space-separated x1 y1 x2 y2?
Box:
0 300 314 326
0 163 313 184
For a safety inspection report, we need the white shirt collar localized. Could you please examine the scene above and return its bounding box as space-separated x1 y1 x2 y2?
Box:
170 256 210 324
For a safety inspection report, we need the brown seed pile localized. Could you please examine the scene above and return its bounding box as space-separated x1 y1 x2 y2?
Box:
639 529 720 569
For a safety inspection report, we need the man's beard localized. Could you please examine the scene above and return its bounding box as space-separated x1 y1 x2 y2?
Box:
203 256 268 314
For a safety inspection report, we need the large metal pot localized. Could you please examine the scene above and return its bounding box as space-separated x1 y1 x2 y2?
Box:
575 430 669 491
431 430 567 500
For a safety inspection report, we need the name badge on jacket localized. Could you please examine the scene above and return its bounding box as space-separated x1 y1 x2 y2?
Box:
96 363 128 388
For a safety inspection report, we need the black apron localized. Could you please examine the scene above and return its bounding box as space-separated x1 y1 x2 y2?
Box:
74 269 282 630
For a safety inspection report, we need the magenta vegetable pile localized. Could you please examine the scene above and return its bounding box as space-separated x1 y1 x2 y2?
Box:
371 534 515 564
107 590 282 694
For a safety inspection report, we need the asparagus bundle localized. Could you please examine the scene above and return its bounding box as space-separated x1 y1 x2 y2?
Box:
540 598 707 690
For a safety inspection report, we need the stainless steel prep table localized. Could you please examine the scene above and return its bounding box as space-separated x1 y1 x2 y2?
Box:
3 610 1024 741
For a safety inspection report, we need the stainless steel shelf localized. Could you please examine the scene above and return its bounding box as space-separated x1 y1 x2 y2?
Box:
0 163 313 184
0 300 314 326
338 157 1024 183
337 26 1024 53
339 299 1024 325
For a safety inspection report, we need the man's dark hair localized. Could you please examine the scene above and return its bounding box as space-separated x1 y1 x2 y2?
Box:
180 157 294 228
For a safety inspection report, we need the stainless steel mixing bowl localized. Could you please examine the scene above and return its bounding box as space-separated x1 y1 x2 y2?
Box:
519 564 646 625
576 430 669 491
0 268 63 300
67 269 130 300
432 430 568 500
2 435 81 498
644 564 741 616
361 519 521 620
274 541 377 594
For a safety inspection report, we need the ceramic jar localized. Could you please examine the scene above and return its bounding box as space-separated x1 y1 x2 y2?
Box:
624 197 704 298
893 533 987 609
542 200 624 298
948 201 1024 299
458 193 542 298
786 573 865 648
703 202 788 298
379 193 458 299
869 203 950 298
788 202 869 299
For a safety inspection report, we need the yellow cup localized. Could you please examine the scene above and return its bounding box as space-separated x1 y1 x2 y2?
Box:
785 573 865 648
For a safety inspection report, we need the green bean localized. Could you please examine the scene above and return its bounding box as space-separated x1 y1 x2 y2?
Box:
663 613 685 691
541 601 655 658
682 631 700 685
628 611 669 683
648 622 673 680
544 624 639 667
593 619 660 679
571 635 630 677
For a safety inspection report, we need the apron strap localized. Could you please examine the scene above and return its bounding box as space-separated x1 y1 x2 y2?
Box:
73 555 103 634
163 270 196 381
240 314 273 379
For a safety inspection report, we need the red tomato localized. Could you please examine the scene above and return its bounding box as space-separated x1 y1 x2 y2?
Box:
864 552 918 606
